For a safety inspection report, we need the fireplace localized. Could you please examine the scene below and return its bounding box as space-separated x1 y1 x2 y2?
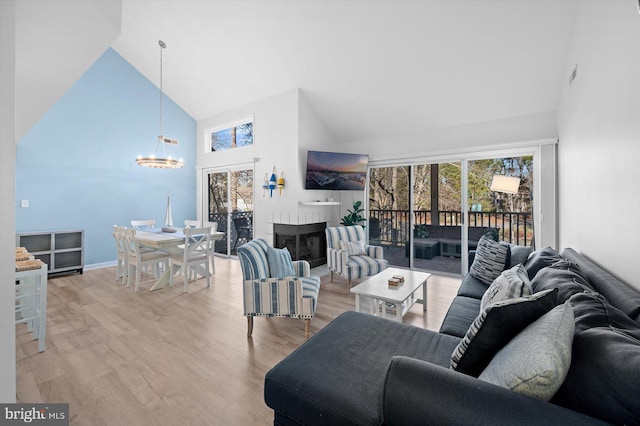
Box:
274 222 327 268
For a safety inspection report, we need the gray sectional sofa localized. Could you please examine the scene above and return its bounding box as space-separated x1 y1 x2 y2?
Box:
263 245 640 425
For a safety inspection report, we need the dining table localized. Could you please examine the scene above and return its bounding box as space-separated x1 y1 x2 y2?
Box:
135 227 225 291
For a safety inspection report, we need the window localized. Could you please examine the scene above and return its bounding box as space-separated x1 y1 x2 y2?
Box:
209 118 253 152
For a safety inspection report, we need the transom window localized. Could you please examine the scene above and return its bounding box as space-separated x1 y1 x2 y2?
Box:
209 117 253 152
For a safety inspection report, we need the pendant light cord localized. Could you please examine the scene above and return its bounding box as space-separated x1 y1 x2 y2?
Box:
159 40 165 137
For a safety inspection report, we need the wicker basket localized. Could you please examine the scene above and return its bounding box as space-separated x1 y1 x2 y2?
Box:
15 259 46 272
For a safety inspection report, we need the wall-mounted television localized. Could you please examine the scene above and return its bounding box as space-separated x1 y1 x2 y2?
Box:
305 150 369 191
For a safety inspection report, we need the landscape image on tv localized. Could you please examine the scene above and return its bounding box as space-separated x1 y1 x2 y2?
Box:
305 151 369 190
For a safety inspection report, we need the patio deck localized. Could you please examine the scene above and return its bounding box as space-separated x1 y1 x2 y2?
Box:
382 244 463 275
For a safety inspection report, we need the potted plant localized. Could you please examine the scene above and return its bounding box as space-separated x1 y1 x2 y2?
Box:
340 200 366 227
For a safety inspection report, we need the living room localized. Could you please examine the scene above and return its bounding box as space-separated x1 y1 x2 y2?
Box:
2 0 639 423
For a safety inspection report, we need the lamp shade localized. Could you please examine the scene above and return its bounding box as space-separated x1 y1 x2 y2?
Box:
490 175 520 194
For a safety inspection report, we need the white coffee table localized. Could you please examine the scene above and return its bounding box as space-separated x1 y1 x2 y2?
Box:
350 268 431 322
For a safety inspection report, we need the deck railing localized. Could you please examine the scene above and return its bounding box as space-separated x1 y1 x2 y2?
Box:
208 210 253 253
369 209 533 247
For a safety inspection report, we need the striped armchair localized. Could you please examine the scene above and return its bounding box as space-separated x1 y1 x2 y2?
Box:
325 225 388 291
237 238 321 338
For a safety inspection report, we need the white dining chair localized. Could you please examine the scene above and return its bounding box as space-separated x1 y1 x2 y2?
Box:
123 229 170 291
204 221 218 274
183 220 216 278
180 220 202 279
130 219 161 275
112 225 128 283
169 226 212 292
184 219 200 229
131 219 156 230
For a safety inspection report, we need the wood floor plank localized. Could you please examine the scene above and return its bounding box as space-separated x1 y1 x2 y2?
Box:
16 257 460 424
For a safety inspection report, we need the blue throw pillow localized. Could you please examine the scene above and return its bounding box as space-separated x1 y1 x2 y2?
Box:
267 246 295 278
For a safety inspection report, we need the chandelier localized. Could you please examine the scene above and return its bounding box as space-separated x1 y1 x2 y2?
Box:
136 40 184 169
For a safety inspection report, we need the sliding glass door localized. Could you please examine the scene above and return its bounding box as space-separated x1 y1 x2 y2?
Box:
368 163 463 274
368 154 533 276
411 162 463 274
205 167 254 256
467 156 533 247
369 166 411 268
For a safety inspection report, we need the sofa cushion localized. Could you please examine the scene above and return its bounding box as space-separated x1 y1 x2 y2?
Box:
456 274 489 299
524 246 562 279
552 292 640 425
531 260 594 303
264 311 461 426
480 264 531 311
451 288 558 377
439 296 482 338
266 246 295 278
479 302 574 401
468 236 509 285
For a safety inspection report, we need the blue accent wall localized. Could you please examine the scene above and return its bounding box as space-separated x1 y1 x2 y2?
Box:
16 48 197 267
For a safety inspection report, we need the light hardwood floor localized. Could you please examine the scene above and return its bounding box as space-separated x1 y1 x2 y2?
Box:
16 258 460 425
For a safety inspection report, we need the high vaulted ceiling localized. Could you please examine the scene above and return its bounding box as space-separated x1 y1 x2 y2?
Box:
19 0 580 144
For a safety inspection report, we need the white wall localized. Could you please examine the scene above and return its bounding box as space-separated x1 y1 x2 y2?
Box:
0 0 17 403
557 0 640 291
197 89 298 243
15 0 122 141
298 90 343 225
197 89 337 244
342 111 557 159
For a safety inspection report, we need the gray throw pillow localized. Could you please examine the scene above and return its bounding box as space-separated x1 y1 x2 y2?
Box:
266 246 295 278
479 302 574 401
469 235 509 285
480 264 531 312
339 240 367 256
509 244 533 268
531 260 594 303
525 246 562 279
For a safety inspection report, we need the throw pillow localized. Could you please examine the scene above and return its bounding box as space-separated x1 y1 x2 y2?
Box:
468 235 509 285
524 246 562 280
552 292 640 425
266 246 295 278
451 288 558 377
531 260 594 303
414 224 429 238
482 228 499 241
339 240 366 256
480 264 532 312
479 302 574 401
